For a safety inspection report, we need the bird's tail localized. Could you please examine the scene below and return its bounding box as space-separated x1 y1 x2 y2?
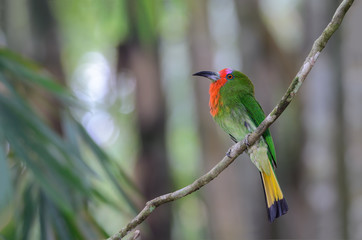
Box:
260 163 288 222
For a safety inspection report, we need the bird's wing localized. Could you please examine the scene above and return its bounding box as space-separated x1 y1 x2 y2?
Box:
240 94 277 167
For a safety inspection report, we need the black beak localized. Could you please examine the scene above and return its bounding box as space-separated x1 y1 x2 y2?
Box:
193 71 220 81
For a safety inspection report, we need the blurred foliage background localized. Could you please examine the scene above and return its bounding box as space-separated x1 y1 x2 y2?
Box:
0 0 361 239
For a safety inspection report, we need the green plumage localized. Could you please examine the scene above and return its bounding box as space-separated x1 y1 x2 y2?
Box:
214 71 276 169
193 68 288 222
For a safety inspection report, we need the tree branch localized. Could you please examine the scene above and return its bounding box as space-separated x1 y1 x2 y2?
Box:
107 0 354 239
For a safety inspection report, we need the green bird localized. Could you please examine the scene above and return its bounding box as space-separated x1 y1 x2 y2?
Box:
193 68 288 222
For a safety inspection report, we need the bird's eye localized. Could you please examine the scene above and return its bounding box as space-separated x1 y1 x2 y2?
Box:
226 74 234 80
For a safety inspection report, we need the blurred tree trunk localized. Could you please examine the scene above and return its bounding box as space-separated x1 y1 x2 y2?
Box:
116 1 171 239
0 0 6 33
300 0 345 238
3 0 64 134
28 0 65 82
4 0 64 80
28 0 65 134
190 0 247 239
27 1 67 237
2 0 33 56
235 0 301 238
331 0 347 238
342 1 362 239
3 0 69 238
132 47 171 240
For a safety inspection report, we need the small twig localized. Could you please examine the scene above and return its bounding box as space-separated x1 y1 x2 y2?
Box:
107 0 354 239
125 230 140 240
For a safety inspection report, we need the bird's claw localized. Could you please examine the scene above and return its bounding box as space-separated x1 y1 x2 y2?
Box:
226 149 232 158
244 133 251 149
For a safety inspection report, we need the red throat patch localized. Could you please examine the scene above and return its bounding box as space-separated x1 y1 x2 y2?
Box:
209 77 227 116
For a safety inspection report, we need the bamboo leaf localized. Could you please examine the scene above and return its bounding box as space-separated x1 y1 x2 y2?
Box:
0 47 139 238
0 139 12 211
20 184 37 240
75 121 140 213
0 48 72 102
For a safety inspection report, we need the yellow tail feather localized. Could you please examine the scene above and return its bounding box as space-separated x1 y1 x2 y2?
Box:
261 163 288 222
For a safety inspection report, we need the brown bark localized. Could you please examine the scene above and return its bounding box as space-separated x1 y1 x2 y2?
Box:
131 46 172 240
4 0 65 134
189 0 247 239
116 1 172 239
28 0 65 134
234 0 301 237
342 1 362 238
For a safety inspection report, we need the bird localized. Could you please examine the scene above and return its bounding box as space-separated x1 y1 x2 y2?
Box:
193 68 288 222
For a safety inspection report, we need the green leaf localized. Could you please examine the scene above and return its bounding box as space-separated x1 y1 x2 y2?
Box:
0 76 86 213
0 48 76 106
75 121 140 213
62 113 98 177
0 138 12 211
20 184 37 240
0 47 139 238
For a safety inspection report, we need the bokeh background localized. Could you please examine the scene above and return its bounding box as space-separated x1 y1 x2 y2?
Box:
0 0 361 239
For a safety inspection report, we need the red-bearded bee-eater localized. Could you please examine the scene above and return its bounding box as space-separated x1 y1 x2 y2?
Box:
193 68 288 222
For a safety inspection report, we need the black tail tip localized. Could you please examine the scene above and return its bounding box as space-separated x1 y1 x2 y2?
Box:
267 198 288 222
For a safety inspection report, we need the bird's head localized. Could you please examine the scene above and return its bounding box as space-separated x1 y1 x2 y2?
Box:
193 68 253 90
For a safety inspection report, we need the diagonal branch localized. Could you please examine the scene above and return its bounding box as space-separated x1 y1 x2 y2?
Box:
108 0 354 239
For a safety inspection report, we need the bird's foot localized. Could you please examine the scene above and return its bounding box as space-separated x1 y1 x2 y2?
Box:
244 133 251 149
226 148 232 158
